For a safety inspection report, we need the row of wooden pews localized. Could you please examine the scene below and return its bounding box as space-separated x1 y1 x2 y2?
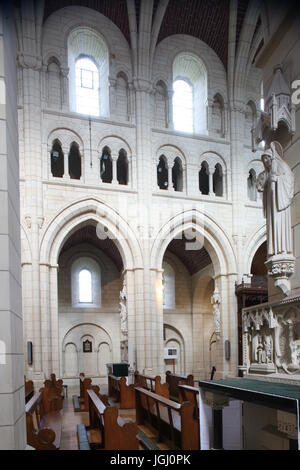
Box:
73 372 109 412
75 370 200 451
86 389 139 449
25 377 34 404
25 374 64 450
135 385 200 450
108 374 135 409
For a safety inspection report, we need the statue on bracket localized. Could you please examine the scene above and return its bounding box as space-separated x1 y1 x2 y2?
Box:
256 141 295 295
120 278 128 337
211 287 221 339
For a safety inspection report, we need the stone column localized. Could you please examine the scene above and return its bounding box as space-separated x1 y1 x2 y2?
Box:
167 89 173 129
62 145 69 180
112 154 118 184
209 165 215 196
0 2 26 449
50 265 59 376
152 269 165 375
168 160 174 191
40 263 51 377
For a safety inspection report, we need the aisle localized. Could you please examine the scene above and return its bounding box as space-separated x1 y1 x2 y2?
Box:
60 396 89 450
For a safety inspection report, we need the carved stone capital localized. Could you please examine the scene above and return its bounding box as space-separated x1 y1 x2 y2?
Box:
265 255 295 295
17 53 42 71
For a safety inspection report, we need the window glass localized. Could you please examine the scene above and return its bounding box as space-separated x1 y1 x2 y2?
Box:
79 269 92 303
173 79 193 133
75 57 99 116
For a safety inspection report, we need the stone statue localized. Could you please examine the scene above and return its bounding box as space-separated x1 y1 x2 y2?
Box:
120 278 128 337
257 141 294 257
211 287 221 338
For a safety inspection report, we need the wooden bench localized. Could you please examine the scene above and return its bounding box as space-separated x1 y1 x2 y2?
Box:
108 374 135 409
135 386 200 450
134 372 169 399
87 389 139 449
178 385 199 422
25 378 34 404
49 373 64 398
165 371 194 401
25 392 63 450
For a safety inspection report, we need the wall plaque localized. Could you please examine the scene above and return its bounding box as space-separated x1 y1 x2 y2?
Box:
83 339 92 353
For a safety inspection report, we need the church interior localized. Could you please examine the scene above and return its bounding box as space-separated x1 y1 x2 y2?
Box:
1 0 300 451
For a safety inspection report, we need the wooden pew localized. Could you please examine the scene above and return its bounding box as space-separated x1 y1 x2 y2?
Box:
26 392 63 450
87 389 139 450
40 381 63 414
49 373 64 398
81 377 103 412
134 372 169 398
165 371 194 401
108 374 135 409
135 386 200 450
79 372 85 400
25 377 34 404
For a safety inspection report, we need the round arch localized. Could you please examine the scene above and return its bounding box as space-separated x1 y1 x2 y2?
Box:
40 197 143 270
150 209 237 277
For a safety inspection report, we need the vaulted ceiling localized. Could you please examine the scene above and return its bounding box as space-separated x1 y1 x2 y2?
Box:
59 224 124 271
43 0 250 68
165 234 212 275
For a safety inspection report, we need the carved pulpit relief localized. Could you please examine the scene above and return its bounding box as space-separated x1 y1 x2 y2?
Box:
211 287 221 339
256 141 295 295
242 303 300 376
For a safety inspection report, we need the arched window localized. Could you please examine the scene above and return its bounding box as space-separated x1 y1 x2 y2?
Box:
68 27 109 117
248 169 257 201
117 149 128 185
100 146 113 183
213 163 223 197
173 80 193 133
71 257 101 308
173 53 208 134
199 161 209 195
75 57 99 116
79 269 92 303
50 139 64 177
163 262 175 309
68 142 81 180
172 157 183 192
157 155 168 190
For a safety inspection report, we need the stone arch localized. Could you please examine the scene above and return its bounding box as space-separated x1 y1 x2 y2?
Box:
151 209 237 277
47 128 84 154
40 197 143 270
243 225 267 276
97 135 132 157
164 323 185 373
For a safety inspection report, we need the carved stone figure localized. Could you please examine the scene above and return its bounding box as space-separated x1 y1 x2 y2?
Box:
120 278 128 337
256 141 295 294
211 287 221 338
257 141 294 257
